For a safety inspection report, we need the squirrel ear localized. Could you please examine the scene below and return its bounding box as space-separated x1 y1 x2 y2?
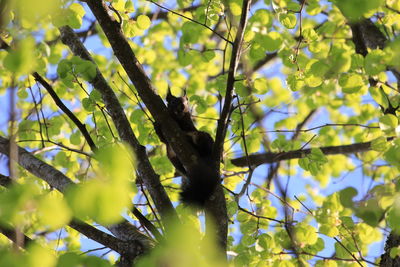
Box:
166 86 173 102
182 88 188 101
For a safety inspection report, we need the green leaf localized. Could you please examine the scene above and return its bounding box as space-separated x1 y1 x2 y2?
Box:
137 15 151 30
254 78 269 94
177 49 191 66
0 183 38 225
181 22 202 44
286 73 304 91
17 88 28 99
75 60 97 81
190 95 209 113
130 108 145 123
82 97 96 112
229 1 242 16
55 151 69 166
261 32 283 51
250 9 272 28
339 73 365 94
369 87 389 109
66 145 135 224
249 42 266 60
319 224 339 237
340 216 355 228
303 28 319 42
227 201 238 217
335 0 384 20
299 157 310 171
37 193 72 230
356 199 384 226
339 187 357 208
294 224 318 245
365 50 386 76
123 20 138 38
202 51 216 62
371 136 388 152
384 143 400 168
279 13 297 29
58 253 113 267
26 244 57 267
379 114 398 134
52 4 83 29
90 89 102 102
257 233 273 249
387 197 400 232
273 260 295 267
309 148 328 163
13 0 61 24
3 37 36 74
390 247 400 259
69 3 85 17
306 0 322 15
70 131 82 146
305 60 329 87
329 48 352 74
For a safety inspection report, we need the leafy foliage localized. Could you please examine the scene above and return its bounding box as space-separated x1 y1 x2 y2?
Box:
0 0 400 266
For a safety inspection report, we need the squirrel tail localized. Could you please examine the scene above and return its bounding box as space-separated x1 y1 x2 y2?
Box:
180 165 220 207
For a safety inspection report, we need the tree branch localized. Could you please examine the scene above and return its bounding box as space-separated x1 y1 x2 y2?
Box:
0 136 150 258
0 225 33 249
32 73 97 151
213 0 252 162
82 0 231 252
0 174 147 258
58 26 176 222
206 0 252 254
69 219 145 259
81 0 205 187
147 1 231 44
72 4 203 42
231 138 394 167
0 38 97 152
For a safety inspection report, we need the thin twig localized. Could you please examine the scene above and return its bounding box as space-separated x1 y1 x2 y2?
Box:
147 0 232 44
213 0 252 162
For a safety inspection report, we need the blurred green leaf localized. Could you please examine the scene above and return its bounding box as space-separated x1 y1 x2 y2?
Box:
137 15 151 30
4 37 36 74
339 187 357 208
279 13 297 29
335 0 384 20
339 73 365 94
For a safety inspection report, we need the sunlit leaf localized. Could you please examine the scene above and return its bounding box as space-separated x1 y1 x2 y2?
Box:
365 50 386 76
279 13 297 29
4 37 36 74
339 73 365 94
37 192 72 230
137 15 151 30
379 114 398 134
335 0 384 20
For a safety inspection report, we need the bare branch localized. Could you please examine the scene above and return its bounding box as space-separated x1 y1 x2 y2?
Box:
231 137 395 167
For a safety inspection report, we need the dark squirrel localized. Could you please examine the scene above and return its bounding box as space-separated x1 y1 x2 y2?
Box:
154 90 220 206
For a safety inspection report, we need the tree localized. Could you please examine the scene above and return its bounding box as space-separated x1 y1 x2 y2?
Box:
0 0 399 266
